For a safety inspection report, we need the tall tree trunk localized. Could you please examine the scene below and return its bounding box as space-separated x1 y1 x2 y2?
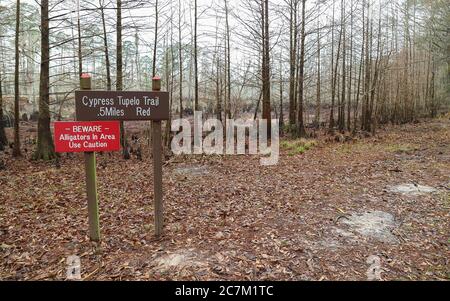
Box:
34 0 55 160
13 0 21 157
100 1 111 90
328 0 336 133
261 0 271 137
77 0 82 77
215 31 222 121
296 0 306 137
150 0 159 153
194 0 199 111
315 22 321 128
0 77 7 149
279 51 284 131
254 89 263 120
135 31 140 88
164 4 175 148
339 0 346 132
152 0 159 77
288 0 297 126
116 0 129 159
369 7 382 134
362 0 371 131
329 4 342 134
347 0 353 131
354 20 363 131
116 0 123 93
224 0 231 119
178 0 183 118
354 0 365 132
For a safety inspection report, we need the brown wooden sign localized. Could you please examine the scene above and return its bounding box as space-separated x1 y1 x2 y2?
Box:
75 90 169 121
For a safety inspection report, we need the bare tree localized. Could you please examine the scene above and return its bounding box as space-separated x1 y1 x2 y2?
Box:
296 0 306 137
194 0 199 111
0 74 6 150
152 0 159 77
261 0 271 137
77 0 82 76
178 0 183 118
315 20 321 128
13 0 21 157
100 0 111 90
338 0 346 132
224 0 231 119
288 0 298 127
116 0 130 159
34 0 55 160
346 0 353 131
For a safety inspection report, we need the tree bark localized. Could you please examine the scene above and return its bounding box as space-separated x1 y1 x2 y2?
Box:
362 0 371 131
261 0 271 137
34 0 55 160
339 0 346 132
13 0 21 157
279 51 284 131
353 0 365 132
328 0 336 133
77 0 82 77
296 0 306 137
0 77 7 149
100 1 111 90
194 0 199 111
178 0 183 118
288 0 297 126
215 31 222 121
116 0 129 159
224 0 231 119
315 22 321 128
152 0 159 77
347 0 353 131
329 5 342 134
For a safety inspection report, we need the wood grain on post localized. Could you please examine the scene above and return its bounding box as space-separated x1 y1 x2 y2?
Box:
152 76 163 237
80 74 101 242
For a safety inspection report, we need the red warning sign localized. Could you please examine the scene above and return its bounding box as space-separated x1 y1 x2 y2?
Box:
54 121 120 153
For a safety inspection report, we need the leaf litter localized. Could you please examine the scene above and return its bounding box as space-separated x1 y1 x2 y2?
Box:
0 118 449 280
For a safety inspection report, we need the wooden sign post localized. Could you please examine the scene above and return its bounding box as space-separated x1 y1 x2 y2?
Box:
74 76 169 237
54 118 120 242
152 76 163 237
80 74 100 242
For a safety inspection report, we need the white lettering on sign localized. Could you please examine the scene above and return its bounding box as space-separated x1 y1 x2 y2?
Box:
73 125 102 132
83 141 108 148
98 107 125 117
69 141 82 149
136 107 151 116
118 95 141 107
100 134 116 139
58 130 117 149
60 133 91 142
81 96 114 108
143 96 160 106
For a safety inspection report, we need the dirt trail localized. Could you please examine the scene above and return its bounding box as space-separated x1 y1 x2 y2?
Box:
0 117 449 280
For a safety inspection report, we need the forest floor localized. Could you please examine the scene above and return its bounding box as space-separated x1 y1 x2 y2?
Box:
0 116 449 280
